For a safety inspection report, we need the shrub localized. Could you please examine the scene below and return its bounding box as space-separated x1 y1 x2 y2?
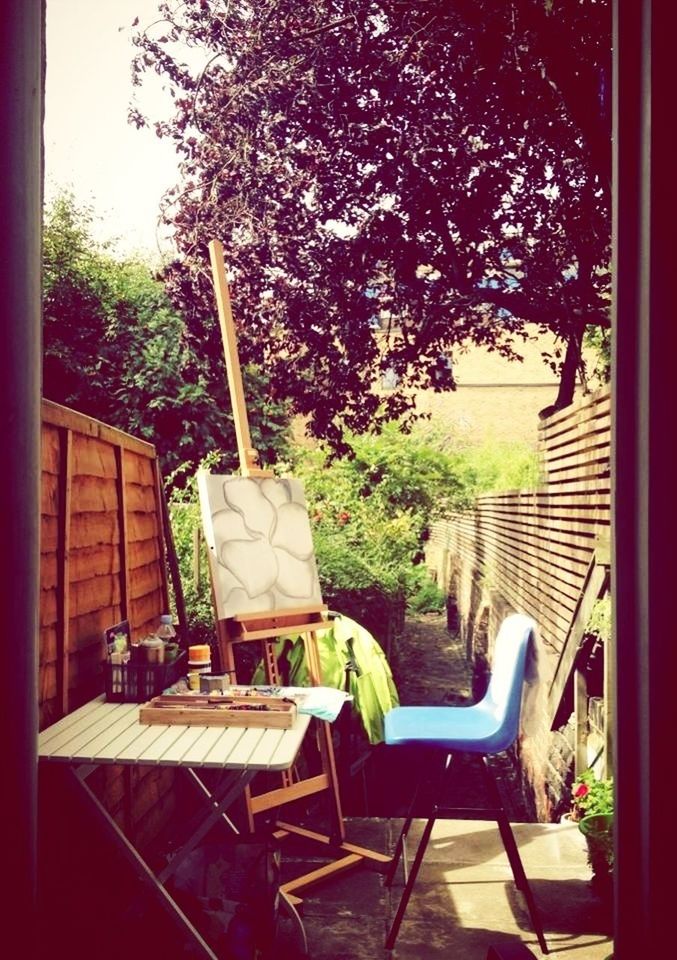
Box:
571 769 614 821
166 459 219 648
407 572 447 615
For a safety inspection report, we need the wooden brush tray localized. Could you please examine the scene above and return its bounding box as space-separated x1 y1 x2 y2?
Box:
139 693 297 728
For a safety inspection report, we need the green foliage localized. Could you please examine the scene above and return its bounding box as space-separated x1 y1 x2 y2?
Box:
292 424 466 637
451 436 541 496
407 572 447 615
573 770 614 878
584 325 612 386
587 595 611 643
43 191 292 482
571 769 614 820
165 459 220 647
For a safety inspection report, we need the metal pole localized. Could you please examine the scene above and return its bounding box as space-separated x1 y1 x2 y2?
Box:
613 1 676 954
0 0 43 949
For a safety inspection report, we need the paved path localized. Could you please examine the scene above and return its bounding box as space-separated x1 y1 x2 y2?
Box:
389 612 471 707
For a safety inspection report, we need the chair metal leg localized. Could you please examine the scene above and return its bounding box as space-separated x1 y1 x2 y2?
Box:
385 815 436 950
481 758 549 955
386 750 449 887
385 813 414 887
385 752 453 948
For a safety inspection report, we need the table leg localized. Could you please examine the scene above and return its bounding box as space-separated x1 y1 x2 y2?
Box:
157 768 257 885
70 766 218 960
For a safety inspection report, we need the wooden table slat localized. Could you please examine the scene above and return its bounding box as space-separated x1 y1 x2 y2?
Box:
152 725 216 765
250 728 288 769
115 723 177 764
192 726 250 767
177 725 235 767
39 701 138 757
38 697 111 748
135 723 209 763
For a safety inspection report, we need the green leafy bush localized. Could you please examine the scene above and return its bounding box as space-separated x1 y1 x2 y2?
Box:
587 595 611 643
43 191 292 483
290 424 472 641
407 572 447 615
571 769 614 821
166 459 219 648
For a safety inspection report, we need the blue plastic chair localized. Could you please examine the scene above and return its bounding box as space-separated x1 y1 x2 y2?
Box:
384 613 548 953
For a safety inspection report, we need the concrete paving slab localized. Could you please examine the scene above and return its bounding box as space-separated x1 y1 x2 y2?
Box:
284 818 613 960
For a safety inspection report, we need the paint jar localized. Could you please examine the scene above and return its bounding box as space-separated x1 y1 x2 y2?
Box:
188 644 211 663
188 663 212 691
187 644 211 691
199 673 230 694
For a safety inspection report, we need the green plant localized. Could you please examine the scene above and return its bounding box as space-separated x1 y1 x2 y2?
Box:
587 594 611 643
407 572 447 615
572 769 614 901
166 458 221 648
43 191 292 482
571 769 614 821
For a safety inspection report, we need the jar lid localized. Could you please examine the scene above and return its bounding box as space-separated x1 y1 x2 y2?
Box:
159 614 173 625
188 644 211 661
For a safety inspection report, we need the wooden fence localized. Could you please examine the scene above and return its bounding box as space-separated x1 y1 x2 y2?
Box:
40 401 172 728
427 388 611 798
39 401 185 848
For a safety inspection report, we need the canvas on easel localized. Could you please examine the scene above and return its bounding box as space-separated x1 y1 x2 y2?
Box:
197 471 323 621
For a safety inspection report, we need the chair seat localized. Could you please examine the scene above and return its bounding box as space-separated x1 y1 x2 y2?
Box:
384 702 514 754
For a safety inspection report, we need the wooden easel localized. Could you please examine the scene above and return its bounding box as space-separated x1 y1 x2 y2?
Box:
205 239 391 901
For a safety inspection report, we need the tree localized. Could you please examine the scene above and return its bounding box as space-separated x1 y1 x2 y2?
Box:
130 0 611 448
43 192 291 478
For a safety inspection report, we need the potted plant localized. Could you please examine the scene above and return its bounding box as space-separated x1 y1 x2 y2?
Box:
570 769 614 905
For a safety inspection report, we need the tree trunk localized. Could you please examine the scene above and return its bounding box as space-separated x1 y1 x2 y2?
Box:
538 323 585 419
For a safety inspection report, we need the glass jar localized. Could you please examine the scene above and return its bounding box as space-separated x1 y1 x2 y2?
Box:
155 614 176 641
142 636 165 664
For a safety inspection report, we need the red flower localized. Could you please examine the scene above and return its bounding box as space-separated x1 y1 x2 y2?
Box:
337 511 351 525
574 783 589 799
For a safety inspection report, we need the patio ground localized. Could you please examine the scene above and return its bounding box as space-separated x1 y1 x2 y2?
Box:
277 613 612 958
280 815 614 960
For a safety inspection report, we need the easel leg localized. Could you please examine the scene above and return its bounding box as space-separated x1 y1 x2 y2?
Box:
220 622 392 900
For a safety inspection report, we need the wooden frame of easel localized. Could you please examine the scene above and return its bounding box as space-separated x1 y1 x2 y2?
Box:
205 239 391 901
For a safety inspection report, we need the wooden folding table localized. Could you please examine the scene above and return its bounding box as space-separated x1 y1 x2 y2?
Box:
38 695 311 959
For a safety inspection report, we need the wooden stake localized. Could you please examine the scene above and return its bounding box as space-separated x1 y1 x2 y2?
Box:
208 239 272 477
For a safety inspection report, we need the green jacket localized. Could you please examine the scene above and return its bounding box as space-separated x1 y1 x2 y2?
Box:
253 613 399 744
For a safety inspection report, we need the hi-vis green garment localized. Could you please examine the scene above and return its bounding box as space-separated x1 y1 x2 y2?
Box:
252 613 399 744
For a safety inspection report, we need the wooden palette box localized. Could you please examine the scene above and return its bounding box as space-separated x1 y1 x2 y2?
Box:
139 693 297 728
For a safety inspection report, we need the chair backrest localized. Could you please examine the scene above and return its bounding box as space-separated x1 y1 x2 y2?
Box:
482 613 536 753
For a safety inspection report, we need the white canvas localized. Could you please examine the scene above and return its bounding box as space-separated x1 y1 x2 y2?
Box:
197 470 323 619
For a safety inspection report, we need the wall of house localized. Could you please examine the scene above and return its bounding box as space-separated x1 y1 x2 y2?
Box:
413 327 600 445
426 388 611 819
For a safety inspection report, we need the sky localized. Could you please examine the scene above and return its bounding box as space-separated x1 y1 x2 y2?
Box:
44 0 183 261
